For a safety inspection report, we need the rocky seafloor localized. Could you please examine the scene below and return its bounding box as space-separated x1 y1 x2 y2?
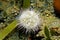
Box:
0 0 60 40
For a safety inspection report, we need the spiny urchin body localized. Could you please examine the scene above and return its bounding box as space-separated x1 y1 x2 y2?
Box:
17 10 42 35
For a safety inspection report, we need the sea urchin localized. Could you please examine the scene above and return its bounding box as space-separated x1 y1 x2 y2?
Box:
17 10 42 35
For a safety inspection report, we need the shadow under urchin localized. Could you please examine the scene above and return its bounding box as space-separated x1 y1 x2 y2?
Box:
17 24 41 36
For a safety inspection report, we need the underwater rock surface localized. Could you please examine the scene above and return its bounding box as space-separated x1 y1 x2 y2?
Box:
1 0 60 40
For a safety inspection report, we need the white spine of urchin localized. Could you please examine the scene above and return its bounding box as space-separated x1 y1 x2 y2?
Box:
17 10 42 34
